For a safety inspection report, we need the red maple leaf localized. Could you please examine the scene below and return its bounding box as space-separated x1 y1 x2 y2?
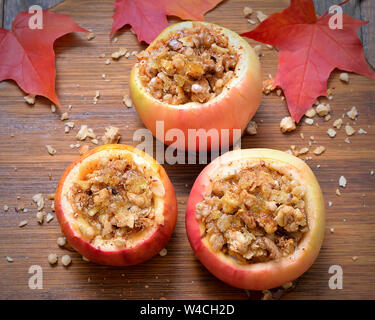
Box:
241 0 375 122
0 10 87 105
110 0 224 44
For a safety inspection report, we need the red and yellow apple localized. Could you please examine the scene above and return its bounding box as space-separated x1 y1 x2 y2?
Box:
55 144 177 266
130 21 262 151
186 148 325 290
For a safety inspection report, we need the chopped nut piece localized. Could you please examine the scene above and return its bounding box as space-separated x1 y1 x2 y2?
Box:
305 108 316 118
339 72 349 83
111 51 121 59
313 146 326 155
243 7 253 17
61 255 72 267
24 94 36 105
325 114 331 121
352 256 358 262
6 256 13 262
91 138 99 145
32 194 44 211
327 128 336 138
248 19 256 24
316 103 330 116
336 188 341 196
159 248 168 256
299 147 309 155
50 104 56 113
46 145 56 156
57 236 67 247
344 137 351 144
18 220 28 227
339 176 347 188
330 228 335 233
304 118 314 125
36 211 46 224
262 78 275 94
257 11 268 22
346 106 358 120
280 117 296 133
48 253 58 265
93 90 100 104
282 282 293 290
46 213 54 223
105 59 111 65
328 201 333 207
102 126 121 144
123 94 133 108
4 205 9 212
87 32 95 40
333 118 343 129
345 124 355 136
245 121 258 135
76 125 96 141
60 112 69 121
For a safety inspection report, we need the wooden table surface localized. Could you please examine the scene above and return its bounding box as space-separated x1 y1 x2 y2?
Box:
0 0 375 300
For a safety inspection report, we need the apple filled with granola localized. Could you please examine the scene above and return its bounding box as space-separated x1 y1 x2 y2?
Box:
186 149 325 290
130 21 262 151
55 144 177 266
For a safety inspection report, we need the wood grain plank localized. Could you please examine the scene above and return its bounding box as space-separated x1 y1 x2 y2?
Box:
0 0 374 300
3 0 63 29
360 0 375 68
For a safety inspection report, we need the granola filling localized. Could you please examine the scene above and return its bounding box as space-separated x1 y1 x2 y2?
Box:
137 23 239 104
69 155 159 248
195 162 309 263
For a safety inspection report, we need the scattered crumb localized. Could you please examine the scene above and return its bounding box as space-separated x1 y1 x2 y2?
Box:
57 236 67 247
330 228 335 233
93 90 100 104
50 104 56 113
248 19 256 24
333 118 343 129
61 255 72 267
48 253 58 265
282 282 293 290
300 133 304 140
18 220 28 227
60 112 69 121
159 248 168 257
305 108 316 118
336 188 341 196
345 124 355 136
87 32 95 40
45 145 56 156
328 201 333 207
261 289 272 300
280 117 296 133
299 147 309 155
91 138 99 145
316 103 330 116
325 114 331 121
45 213 54 223
4 205 9 212
327 128 336 138
339 176 347 188
245 121 258 135
358 128 367 135
352 256 358 262
79 144 90 155
339 72 349 83
24 94 36 105
344 137 351 144
304 118 314 125
371 170 374 176
98 53 105 58
313 146 326 155
32 194 44 211
123 94 133 108
257 11 268 22
76 125 96 141
243 6 253 17
36 211 46 224
254 45 262 57
6 256 13 263
102 126 121 144
262 78 275 94
346 106 358 120
82 256 90 262
105 59 111 65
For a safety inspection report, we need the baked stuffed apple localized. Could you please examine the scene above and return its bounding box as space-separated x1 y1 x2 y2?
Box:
55 144 177 266
186 148 325 290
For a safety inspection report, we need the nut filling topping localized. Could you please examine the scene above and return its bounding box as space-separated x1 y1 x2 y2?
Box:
195 162 309 263
137 23 239 104
70 157 158 248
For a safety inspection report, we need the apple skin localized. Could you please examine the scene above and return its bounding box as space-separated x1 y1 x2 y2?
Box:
186 148 325 290
55 144 177 266
130 21 262 152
